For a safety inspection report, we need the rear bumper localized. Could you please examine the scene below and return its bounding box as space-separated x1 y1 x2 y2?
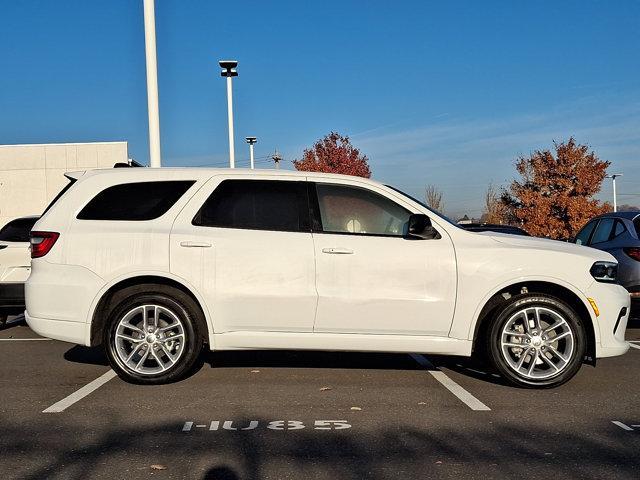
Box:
25 261 103 345
25 312 89 345
626 286 640 319
0 282 25 313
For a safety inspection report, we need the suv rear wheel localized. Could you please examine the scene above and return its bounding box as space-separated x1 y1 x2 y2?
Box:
486 294 586 388
103 285 204 384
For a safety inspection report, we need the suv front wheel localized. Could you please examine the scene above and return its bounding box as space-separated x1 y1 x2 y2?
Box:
103 286 204 384
487 294 586 388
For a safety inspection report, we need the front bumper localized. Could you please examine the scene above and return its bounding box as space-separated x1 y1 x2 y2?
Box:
0 282 25 313
585 281 631 358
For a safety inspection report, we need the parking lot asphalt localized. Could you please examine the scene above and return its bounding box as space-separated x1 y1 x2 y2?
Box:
2 315 640 480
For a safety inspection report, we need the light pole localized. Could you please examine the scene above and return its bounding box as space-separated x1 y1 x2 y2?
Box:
606 173 623 212
143 0 161 167
219 60 238 168
271 149 282 169
245 137 257 169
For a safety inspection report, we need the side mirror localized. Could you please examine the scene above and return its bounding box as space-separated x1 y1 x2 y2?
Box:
406 214 440 240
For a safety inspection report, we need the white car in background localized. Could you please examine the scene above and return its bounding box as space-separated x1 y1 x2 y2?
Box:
25 168 630 388
0 216 39 325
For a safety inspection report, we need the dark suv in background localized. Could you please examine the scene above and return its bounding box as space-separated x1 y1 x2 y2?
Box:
573 211 640 317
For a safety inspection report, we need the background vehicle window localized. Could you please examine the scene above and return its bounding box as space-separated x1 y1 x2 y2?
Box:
315 184 411 236
590 218 614 245
613 220 626 238
77 181 195 221
575 220 597 245
193 180 308 232
0 217 39 242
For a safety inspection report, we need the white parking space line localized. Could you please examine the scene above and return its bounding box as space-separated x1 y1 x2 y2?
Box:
0 338 52 341
628 343 640 350
43 370 117 413
410 354 491 411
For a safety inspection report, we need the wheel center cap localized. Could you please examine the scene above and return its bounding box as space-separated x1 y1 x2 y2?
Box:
531 335 543 347
146 334 157 343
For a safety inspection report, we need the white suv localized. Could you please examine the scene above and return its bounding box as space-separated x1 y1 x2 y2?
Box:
0 215 39 325
25 168 630 387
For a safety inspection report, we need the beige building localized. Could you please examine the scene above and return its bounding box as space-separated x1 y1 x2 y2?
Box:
0 141 129 228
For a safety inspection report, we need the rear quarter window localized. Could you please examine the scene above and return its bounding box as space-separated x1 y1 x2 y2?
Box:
77 181 195 221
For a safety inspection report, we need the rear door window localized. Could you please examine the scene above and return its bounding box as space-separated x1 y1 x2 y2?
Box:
77 181 195 220
193 180 309 232
0 217 39 242
589 218 615 245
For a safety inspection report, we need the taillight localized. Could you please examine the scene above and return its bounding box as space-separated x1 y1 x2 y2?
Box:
30 231 59 258
624 247 640 262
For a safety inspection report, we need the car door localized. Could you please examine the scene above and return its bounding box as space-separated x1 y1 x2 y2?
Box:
170 175 317 333
309 180 457 336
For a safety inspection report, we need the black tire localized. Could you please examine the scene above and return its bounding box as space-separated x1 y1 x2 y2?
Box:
0 314 7 327
103 285 205 385
486 294 586 388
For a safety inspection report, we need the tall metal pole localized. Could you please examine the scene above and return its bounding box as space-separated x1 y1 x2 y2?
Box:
226 76 235 168
246 137 257 169
143 0 161 168
220 61 238 168
606 173 623 212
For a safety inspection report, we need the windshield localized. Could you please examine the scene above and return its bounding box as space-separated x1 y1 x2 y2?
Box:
385 185 460 228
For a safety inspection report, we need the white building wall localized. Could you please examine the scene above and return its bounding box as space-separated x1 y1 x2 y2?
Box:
0 142 128 228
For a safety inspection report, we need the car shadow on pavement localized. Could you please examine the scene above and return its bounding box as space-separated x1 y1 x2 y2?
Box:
204 350 422 372
0 315 26 331
427 354 512 387
2 417 639 479
64 345 109 367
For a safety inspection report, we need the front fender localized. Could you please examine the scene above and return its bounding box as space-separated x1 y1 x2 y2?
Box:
451 274 598 344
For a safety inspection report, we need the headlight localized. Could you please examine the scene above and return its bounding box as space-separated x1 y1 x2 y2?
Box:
590 261 618 283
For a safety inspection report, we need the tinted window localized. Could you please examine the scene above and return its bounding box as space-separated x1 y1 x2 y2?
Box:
575 220 597 245
193 180 309 232
77 181 195 221
634 216 640 238
590 218 614 245
613 220 626 238
315 184 411 236
0 217 39 242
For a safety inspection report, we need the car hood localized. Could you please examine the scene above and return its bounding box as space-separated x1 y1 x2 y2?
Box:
479 232 616 263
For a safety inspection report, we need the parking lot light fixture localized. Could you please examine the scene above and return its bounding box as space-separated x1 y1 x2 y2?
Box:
246 137 257 169
605 173 623 212
219 60 238 168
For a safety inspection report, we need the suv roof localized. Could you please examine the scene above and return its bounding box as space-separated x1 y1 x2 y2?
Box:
76 167 382 183
590 211 640 221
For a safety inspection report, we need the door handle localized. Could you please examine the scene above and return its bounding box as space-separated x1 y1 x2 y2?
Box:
180 241 212 248
322 247 354 255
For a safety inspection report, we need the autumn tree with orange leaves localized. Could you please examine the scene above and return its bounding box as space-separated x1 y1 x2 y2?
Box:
293 132 371 178
502 138 611 240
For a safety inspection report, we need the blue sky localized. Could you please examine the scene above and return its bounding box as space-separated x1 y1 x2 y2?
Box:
0 0 638 217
